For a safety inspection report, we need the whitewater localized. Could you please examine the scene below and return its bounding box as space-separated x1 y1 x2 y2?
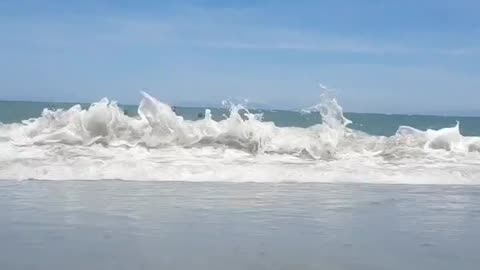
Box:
0 92 479 184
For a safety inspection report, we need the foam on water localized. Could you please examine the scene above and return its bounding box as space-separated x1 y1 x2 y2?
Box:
1 92 479 184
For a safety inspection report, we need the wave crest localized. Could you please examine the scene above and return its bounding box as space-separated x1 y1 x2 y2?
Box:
1 92 351 159
1 92 479 183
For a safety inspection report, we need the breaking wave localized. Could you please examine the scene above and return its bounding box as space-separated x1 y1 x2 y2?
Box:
1 92 479 184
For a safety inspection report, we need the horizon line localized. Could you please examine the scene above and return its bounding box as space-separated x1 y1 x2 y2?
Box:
1 98 480 118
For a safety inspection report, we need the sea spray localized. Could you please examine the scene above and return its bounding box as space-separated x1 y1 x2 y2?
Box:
0 92 479 183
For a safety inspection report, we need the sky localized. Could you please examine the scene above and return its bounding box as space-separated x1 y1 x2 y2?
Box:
0 0 479 114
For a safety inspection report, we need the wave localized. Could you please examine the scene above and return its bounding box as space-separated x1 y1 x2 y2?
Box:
1 92 479 183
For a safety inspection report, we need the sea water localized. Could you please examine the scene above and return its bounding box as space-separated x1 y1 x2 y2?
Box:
1 93 480 269
0 181 479 270
0 93 479 183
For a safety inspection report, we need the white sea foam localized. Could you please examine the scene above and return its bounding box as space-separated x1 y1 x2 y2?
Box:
1 92 479 183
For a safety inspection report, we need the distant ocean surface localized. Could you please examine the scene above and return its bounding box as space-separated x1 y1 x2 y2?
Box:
1 100 480 136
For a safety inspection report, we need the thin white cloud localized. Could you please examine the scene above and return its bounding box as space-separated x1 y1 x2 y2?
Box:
201 40 418 55
200 37 479 56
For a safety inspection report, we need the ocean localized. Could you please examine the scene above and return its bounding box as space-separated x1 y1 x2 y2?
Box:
0 93 480 269
1 93 479 183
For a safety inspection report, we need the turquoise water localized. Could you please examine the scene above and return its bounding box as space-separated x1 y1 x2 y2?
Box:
1 100 479 136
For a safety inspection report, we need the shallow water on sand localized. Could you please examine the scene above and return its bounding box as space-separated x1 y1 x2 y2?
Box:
1 181 479 270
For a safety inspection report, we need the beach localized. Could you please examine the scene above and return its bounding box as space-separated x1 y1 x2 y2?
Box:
1 181 479 270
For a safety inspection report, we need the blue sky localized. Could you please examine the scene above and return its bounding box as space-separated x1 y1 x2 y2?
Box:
1 0 479 114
